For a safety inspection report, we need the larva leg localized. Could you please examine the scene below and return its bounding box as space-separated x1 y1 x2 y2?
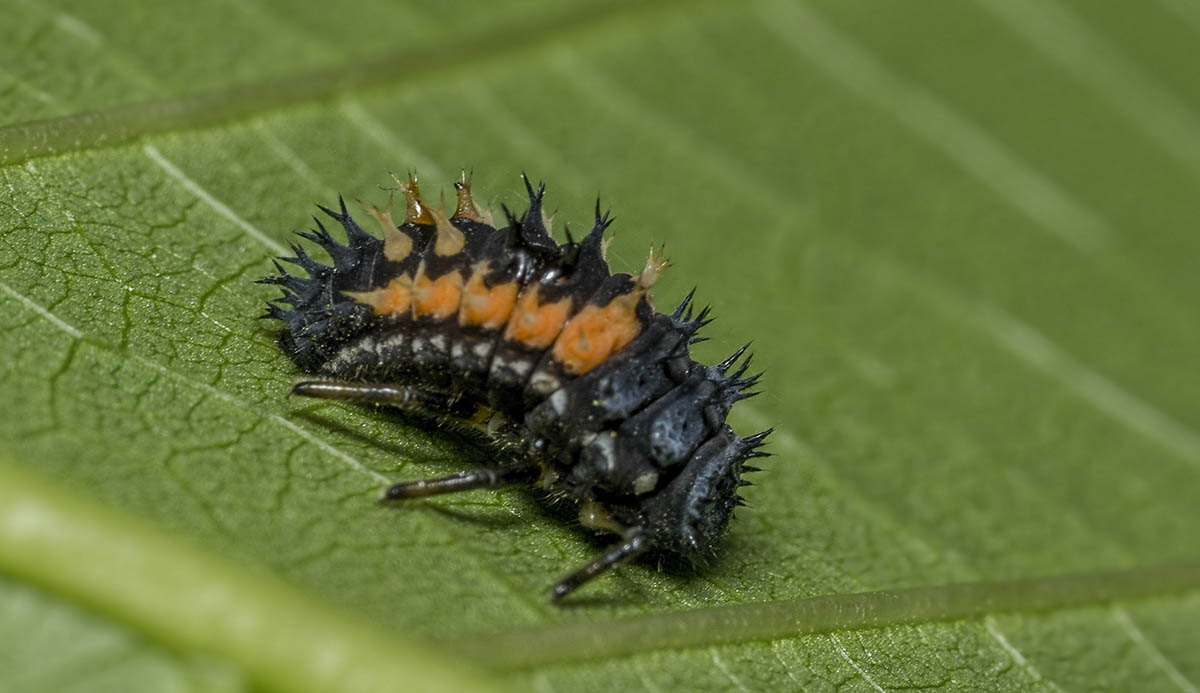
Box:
551 531 648 603
291 380 477 418
381 465 541 501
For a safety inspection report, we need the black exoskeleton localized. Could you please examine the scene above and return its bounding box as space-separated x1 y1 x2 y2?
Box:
260 172 772 601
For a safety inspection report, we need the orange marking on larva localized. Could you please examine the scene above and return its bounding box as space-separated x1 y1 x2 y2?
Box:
412 266 464 320
343 275 412 316
460 263 519 329
505 286 572 350
552 294 644 375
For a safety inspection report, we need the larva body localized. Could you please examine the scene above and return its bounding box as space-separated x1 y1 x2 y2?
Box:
261 173 770 600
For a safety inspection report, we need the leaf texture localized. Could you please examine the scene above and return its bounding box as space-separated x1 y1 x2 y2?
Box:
1 0 1199 691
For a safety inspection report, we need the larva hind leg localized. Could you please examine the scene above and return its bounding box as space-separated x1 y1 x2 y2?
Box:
381 465 540 501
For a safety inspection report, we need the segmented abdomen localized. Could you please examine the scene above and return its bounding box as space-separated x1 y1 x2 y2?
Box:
261 173 666 415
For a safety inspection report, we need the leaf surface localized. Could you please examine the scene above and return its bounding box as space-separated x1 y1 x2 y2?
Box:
1 0 1199 690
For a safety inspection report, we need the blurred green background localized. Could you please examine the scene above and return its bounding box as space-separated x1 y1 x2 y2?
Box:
1 0 1198 690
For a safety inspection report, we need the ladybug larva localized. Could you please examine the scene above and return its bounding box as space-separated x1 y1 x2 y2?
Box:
260 172 771 601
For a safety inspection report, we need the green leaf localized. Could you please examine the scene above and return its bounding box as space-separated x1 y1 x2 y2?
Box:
2 0 1199 691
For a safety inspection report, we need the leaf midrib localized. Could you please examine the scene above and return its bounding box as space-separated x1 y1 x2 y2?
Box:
0 0 687 167
3 447 1196 679
445 560 1200 671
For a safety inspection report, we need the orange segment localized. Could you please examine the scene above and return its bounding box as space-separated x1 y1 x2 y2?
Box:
412 268 464 320
343 274 413 317
552 294 643 375
460 264 519 329
504 286 572 350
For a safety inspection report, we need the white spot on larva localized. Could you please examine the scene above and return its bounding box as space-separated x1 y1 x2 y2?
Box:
548 388 568 415
632 471 659 495
530 371 562 397
327 337 377 371
589 432 617 472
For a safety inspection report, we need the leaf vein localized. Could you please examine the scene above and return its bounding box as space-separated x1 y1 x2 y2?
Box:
0 0 690 166
754 0 1111 252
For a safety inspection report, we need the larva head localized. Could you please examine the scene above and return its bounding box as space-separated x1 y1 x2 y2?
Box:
638 426 771 559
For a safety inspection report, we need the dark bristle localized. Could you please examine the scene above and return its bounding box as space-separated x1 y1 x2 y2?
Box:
280 245 329 276
316 203 341 222
671 288 697 320
718 343 751 372
727 357 754 383
259 304 287 321
743 429 773 447
593 198 614 232
500 204 522 247
296 230 325 245
518 175 555 249
521 173 546 206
